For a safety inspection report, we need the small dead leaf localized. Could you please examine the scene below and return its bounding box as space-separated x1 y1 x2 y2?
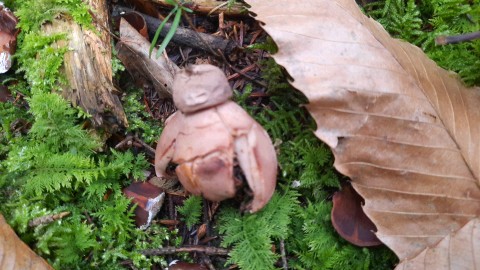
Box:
0 85 12 102
123 181 165 230
114 11 149 39
0 215 53 269
332 183 382 247
197 223 207 240
124 0 164 19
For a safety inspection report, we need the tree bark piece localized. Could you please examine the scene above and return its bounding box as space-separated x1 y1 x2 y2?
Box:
43 0 128 129
150 0 247 16
116 18 178 98
142 245 230 256
113 6 238 55
0 215 54 270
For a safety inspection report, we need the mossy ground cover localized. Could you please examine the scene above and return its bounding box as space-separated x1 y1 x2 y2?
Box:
0 0 478 269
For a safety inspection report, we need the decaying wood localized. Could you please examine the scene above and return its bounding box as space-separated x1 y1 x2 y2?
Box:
113 6 238 55
142 245 230 256
0 215 54 270
28 212 70 227
149 0 247 16
116 18 178 98
42 0 127 129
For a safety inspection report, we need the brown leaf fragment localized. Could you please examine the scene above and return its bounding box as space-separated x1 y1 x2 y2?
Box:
0 215 54 270
332 183 382 247
246 0 480 268
0 85 11 102
0 3 18 73
124 0 164 19
123 181 165 230
115 12 149 39
116 18 178 98
197 223 207 239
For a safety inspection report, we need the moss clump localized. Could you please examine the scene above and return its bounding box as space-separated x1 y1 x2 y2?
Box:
0 1 176 269
365 0 480 85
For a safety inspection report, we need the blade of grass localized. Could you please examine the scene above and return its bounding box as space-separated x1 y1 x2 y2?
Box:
148 6 179 58
156 8 183 58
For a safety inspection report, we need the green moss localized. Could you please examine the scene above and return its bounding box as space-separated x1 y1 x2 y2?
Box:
366 0 480 85
177 195 203 229
0 1 177 269
123 89 163 144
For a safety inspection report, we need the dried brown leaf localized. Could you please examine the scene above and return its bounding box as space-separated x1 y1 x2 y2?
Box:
0 215 53 270
246 0 480 268
332 183 382 247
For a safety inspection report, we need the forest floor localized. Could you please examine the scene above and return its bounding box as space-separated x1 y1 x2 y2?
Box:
1 0 479 269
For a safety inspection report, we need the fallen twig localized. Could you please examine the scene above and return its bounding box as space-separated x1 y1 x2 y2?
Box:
28 212 70 227
142 245 230 256
113 6 238 55
435 31 480 45
202 254 216 270
149 0 248 16
280 239 288 270
115 135 134 149
226 63 257 80
133 135 156 157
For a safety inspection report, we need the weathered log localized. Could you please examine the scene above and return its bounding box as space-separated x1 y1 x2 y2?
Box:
43 0 128 129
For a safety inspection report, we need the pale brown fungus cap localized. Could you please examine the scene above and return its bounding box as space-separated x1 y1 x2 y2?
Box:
172 64 232 113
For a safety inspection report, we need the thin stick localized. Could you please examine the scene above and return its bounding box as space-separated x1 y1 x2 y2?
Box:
115 135 133 149
142 245 230 256
280 239 288 270
435 31 480 45
202 255 217 270
133 136 156 157
29 212 70 227
227 63 257 81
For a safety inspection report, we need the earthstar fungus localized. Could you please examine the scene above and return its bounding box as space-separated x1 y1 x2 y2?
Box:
155 64 277 213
